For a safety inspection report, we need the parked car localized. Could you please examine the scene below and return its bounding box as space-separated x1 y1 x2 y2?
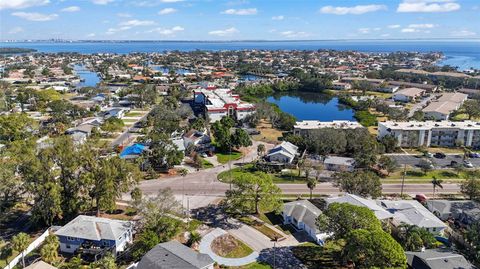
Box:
463 160 474 168
450 160 459 167
468 152 480 158
434 152 446 159
424 152 433 158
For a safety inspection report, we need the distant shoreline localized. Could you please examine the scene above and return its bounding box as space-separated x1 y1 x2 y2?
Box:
1 38 480 44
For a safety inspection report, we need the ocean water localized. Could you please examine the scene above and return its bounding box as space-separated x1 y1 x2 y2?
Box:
1 40 480 70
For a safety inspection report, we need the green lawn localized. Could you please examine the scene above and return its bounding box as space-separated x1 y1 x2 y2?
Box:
239 216 283 240
124 112 144 117
221 238 253 258
202 159 214 168
216 151 243 164
387 169 470 180
217 164 307 184
233 262 272 269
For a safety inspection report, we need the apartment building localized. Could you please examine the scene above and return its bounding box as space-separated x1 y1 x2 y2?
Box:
193 87 256 122
422 92 468 120
378 121 480 148
293 120 363 136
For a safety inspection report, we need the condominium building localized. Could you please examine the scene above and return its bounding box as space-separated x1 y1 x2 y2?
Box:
193 87 256 122
293 120 363 136
378 121 480 148
422 92 468 120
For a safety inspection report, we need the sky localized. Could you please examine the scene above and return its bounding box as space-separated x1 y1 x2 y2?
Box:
0 0 479 41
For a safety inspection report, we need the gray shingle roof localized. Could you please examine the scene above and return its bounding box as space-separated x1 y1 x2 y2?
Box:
136 241 214 269
326 194 393 220
54 215 132 241
379 200 446 229
283 200 322 232
406 249 476 269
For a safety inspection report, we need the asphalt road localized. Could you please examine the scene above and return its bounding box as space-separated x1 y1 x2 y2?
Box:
389 154 480 168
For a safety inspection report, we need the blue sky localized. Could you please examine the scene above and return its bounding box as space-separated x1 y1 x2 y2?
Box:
0 0 479 40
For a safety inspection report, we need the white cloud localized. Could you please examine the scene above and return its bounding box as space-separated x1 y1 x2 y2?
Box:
358 28 371 34
8 26 24 34
408 23 435 28
451 30 476 37
401 28 418 33
381 33 391 37
117 13 131 17
388 24 401 29
280 31 310 38
160 0 183 2
0 0 49 10
147 26 184 35
272 15 284 20
397 0 460 13
221 8 257 15
106 26 131 35
12 12 58 21
158 8 177 15
87 33 96 37
208 27 238 36
61 6 80 12
119 20 155 26
92 0 114 5
320 4 387 15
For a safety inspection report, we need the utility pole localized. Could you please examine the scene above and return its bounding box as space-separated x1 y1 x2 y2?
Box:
271 236 279 269
400 164 407 197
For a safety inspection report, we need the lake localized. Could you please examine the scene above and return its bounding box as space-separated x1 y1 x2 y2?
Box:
73 64 100 87
267 92 355 121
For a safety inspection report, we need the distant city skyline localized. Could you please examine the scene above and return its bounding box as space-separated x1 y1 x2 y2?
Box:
1 0 479 41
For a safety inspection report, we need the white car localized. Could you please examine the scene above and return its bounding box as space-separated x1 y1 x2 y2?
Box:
463 160 474 168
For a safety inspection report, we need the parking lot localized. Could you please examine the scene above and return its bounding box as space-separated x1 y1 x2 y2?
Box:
389 154 480 169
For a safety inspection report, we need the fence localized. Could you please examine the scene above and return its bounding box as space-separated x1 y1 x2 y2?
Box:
3 229 50 269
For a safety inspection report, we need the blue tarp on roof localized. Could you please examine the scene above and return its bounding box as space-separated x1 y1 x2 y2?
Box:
120 144 145 158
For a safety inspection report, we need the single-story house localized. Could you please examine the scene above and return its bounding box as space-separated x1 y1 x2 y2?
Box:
104 107 127 119
331 81 352 91
55 215 133 255
183 130 210 148
120 144 147 159
406 249 475 269
323 156 355 172
426 200 480 225
326 194 393 220
393 88 425 102
377 85 399 93
266 141 298 164
136 240 214 269
282 200 328 245
378 200 447 234
65 123 95 145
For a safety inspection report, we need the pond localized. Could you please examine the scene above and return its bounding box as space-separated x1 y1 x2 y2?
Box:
74 64 100 87
267 92 355 121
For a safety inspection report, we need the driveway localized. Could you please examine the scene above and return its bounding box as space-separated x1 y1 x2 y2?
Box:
199 228 259 266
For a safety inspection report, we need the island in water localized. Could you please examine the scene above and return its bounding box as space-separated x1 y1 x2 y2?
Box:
0 47 37 54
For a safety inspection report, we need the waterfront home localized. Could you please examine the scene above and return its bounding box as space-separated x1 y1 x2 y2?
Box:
331 81 352 90
55 215 133 255
266 141 299 164
406 249 475 269
378 121 480 148
323 156 356 172
393 87 425 102
282 200 327 245
426 200 480 226
136 241 214 269
293 120 363 136
378 200 447 234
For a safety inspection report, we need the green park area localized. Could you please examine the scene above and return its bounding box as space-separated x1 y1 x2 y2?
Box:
217 164 306 184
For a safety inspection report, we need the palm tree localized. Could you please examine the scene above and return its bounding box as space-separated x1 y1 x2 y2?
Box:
11 232 29 268
40 235 59 264
306 178 317 200
188 231 202 248
179 168 188 211
431 176 443 199
257 144 266 159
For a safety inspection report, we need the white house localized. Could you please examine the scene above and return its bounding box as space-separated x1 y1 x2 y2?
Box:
393 87 425 102
266 141 298 164
282 200 327 245
323 156 356 172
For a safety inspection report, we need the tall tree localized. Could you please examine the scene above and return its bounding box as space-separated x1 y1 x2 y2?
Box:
40 235 60 264
317 203 382 240
11 232 29 268
460 177 480 201
306 178 317 200
232 128 252 149
394 224 438 251
257 144 266 159
225 172 282 214
377 155 397 175
334 170 382 199
343 229 407 269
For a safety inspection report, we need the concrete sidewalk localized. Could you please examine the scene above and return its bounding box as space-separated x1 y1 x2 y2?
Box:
199 228 259 266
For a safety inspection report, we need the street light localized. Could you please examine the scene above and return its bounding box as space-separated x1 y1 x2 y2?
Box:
271 236 279 269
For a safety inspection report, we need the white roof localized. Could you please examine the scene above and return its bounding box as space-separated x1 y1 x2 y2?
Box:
55 215 132 241
394 87 424 97
294 120 362 130
326 194 393 220
378 200 447 229
379 120 480 131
